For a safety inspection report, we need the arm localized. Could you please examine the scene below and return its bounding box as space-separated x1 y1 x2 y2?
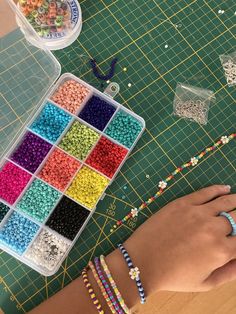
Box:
29 185 236 313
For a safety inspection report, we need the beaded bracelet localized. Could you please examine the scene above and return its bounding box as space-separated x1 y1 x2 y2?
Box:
118 244 146 304
100 255 131 314
82 268 104 314
94 257 124 314
111 133 236 231
88 261 117 314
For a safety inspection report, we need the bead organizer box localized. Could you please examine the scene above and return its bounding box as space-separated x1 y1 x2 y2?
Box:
0 73 145 275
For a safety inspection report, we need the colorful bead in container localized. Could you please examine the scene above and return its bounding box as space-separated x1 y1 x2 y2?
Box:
86 136 128 179
16 179 61 222
30 102 72 143
38 148 81 191
0 211 39 254
66 166 110 209
46 196 90 240
51 80 91 114
105 110 143 148
0 202 10 223
59 121 99 160
0 162 32 205
79 95 116 131
25 229 70 271
19 0 71 38
10 131 52 173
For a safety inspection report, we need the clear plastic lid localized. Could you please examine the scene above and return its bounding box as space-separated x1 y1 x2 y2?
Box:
0 0 61 160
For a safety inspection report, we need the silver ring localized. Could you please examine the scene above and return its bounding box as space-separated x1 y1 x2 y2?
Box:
219 211 236 236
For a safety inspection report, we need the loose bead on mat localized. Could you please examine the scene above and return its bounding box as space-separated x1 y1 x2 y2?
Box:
111 133 236 231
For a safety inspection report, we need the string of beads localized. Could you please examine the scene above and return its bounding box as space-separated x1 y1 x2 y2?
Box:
110 133 236 232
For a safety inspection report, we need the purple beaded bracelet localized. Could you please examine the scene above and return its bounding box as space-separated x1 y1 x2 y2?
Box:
94 257 124 314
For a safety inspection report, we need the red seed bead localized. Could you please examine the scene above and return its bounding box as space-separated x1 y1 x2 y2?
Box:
85 137 128 179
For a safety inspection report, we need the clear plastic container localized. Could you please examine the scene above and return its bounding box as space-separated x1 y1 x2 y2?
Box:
0 1 145 276
14 0 82 50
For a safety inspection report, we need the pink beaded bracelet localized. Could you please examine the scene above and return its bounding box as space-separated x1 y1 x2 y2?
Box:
88 260 117 314
100 255 131 314
94 257 124 314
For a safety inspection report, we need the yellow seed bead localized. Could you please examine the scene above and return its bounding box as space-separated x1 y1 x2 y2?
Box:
66 166 109 209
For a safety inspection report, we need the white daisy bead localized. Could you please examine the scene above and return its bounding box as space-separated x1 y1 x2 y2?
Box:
221 136 229 144
158 181 167 189
191 157 198 166
129 267 140 280
131 208 138 217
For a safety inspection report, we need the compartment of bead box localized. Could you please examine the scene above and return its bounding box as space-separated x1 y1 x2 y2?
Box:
0 73 145 276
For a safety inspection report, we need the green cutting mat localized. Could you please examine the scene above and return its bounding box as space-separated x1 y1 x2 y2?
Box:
1 0 236 313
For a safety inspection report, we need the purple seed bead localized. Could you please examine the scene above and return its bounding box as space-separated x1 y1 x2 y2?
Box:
10 131 52 173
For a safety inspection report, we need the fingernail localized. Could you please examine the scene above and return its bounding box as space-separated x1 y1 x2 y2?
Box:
226 185 231 191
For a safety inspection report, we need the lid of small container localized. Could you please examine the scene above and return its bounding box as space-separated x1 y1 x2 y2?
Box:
0 0 61 160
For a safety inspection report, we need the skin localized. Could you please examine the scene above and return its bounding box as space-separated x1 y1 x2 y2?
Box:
30 185 236 314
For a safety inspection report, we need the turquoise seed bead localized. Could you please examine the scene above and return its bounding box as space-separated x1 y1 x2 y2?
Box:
30 102 72 143
105 110 143 148
16 179 61 222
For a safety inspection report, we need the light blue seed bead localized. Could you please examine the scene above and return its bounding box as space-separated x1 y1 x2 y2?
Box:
0 212 39 254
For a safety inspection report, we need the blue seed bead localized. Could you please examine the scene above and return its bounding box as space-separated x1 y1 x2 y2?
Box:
105 110 143 148
30 102 72 143
79 96 116 131
0 212 39 254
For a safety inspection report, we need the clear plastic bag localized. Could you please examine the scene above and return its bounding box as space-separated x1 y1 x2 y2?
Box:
173 83 215 125
220 51 236 87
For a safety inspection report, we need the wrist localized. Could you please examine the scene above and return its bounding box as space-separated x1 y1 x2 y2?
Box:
124 237 164 295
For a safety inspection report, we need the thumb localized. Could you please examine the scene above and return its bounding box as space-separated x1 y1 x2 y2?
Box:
204 259 236 289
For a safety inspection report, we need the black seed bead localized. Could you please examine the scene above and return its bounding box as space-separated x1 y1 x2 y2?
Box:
46 196 90 240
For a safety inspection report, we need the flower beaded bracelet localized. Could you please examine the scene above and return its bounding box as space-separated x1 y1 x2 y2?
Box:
118 244 146 304
111 133 236 231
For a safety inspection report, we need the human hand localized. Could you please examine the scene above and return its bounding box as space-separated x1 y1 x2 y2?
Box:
124 185 236 294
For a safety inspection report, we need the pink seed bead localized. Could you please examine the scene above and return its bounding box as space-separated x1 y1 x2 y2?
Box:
0 161 32 204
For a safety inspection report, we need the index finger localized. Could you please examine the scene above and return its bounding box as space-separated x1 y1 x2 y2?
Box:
180 185 231 205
